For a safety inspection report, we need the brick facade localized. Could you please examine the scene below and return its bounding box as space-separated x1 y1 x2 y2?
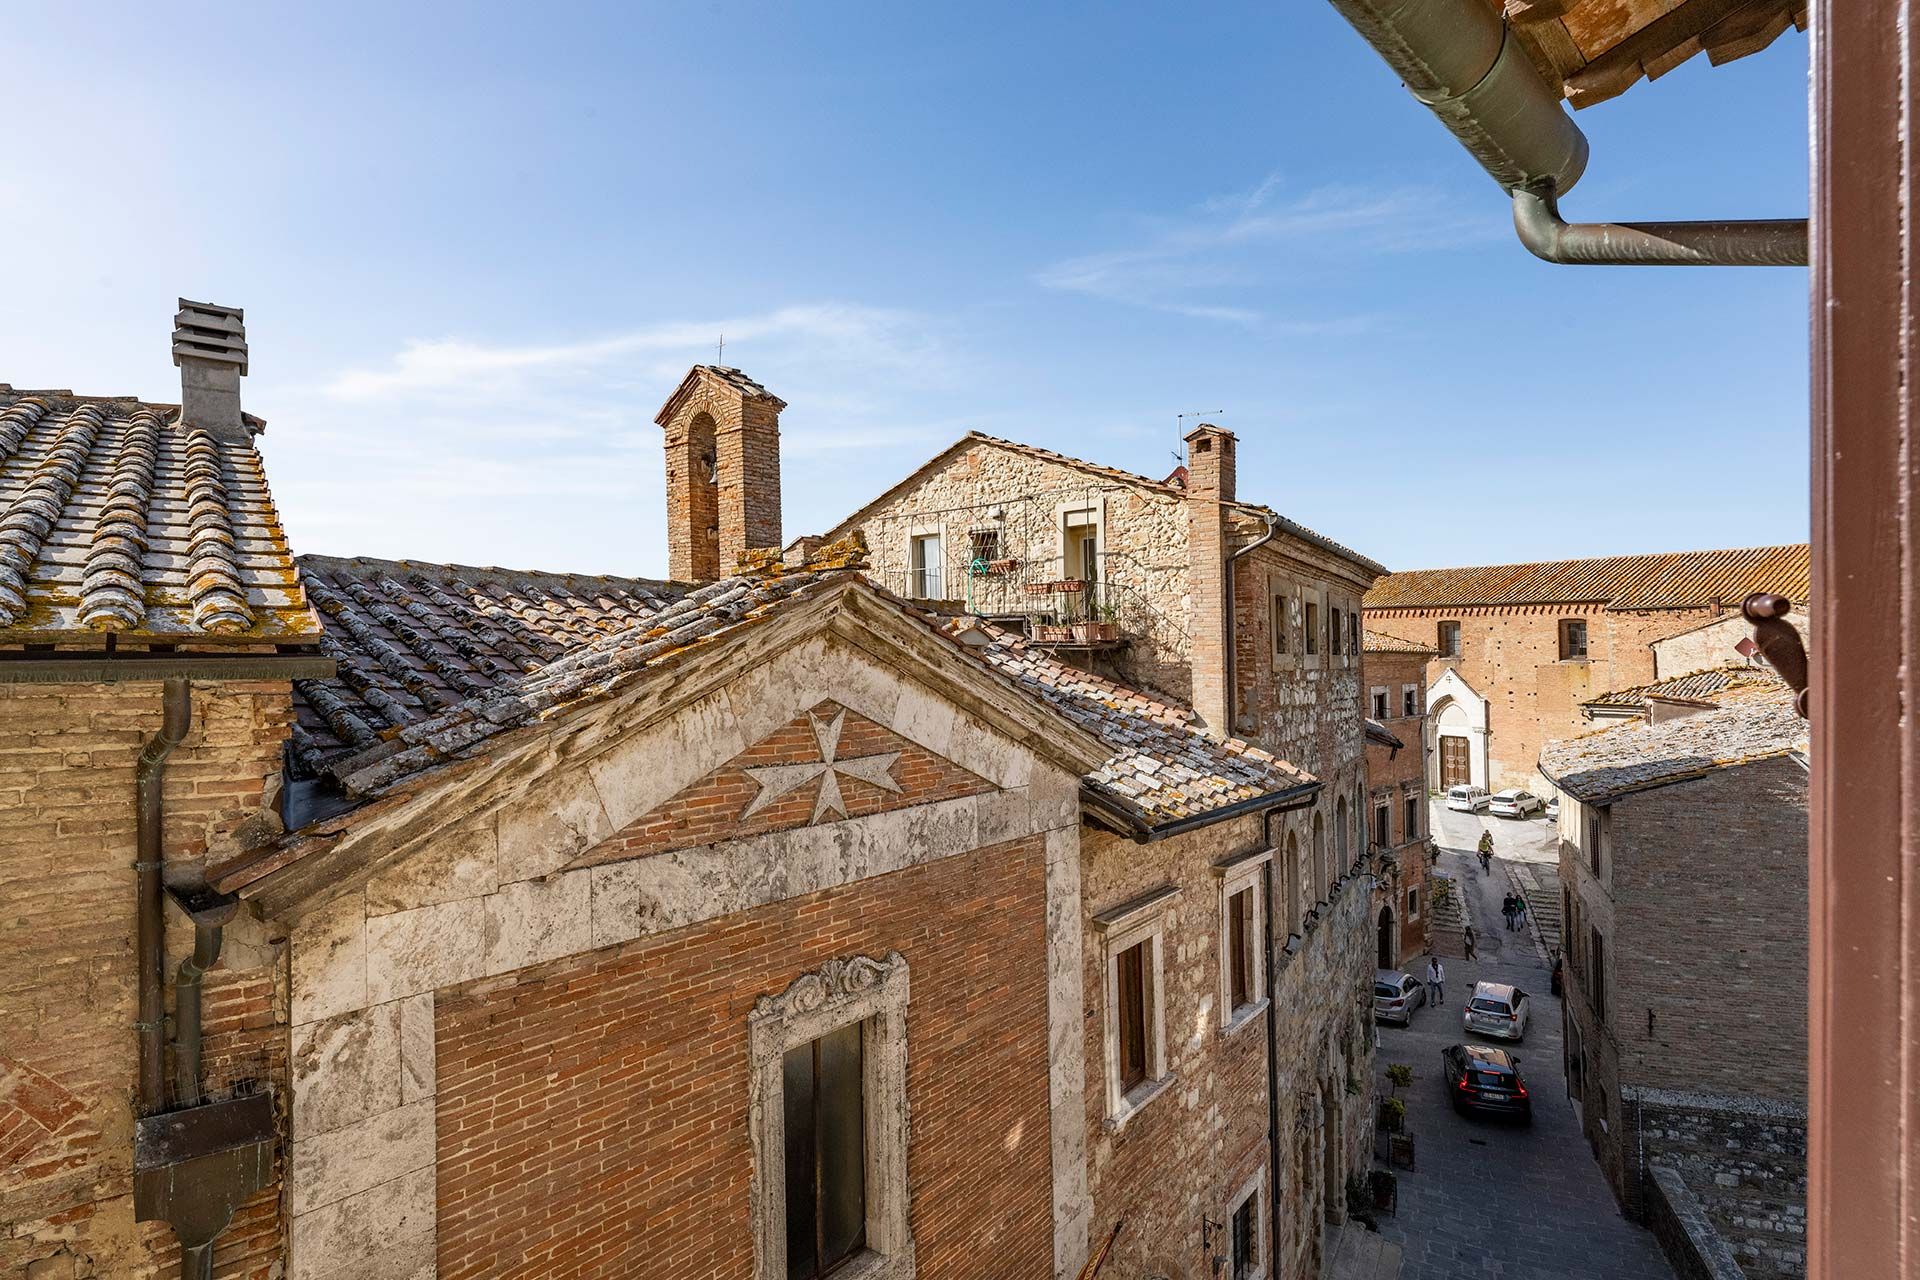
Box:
1361 646 1431 968
435 834 1053 1280
1558 756 1808 1221
0 681 295 1280
1367 603 1729 792
657 367 784 581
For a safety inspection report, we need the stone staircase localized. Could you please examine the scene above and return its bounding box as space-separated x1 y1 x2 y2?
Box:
1505 861 1562 956
1327 1222 1404 1280
1426 871 1467 958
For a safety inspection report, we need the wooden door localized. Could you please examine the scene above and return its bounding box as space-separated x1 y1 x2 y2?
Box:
1440 736 1469 788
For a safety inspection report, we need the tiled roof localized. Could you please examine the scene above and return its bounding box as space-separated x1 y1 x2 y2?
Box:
304 540 869 800
1365 719 1405 750
954 622 1319 833
289 554 687 776
1365 544 1809 612
653 364 786 425
1540 684 1806 803
1363 629 1437 655
1584 664 1782 713
823 430 1386 577
0 388 319 645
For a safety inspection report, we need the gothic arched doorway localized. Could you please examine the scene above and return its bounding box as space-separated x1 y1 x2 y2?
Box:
1377 905 1395 969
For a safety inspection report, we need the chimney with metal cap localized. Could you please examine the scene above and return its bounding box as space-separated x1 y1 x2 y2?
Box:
171 299 252 443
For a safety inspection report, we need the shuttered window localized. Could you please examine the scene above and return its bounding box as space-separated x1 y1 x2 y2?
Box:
783 1024 866 1278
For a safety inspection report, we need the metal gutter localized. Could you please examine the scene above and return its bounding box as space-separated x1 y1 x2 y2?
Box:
1325 0 1807 267
1081 777 1322 844
0 652 335 683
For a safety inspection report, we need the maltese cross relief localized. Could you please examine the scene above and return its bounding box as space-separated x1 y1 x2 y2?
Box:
742 708 902 825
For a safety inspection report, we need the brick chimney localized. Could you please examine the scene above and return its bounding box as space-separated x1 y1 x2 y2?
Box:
1184 424 1237 734
655 366 786 582
171 299 252 444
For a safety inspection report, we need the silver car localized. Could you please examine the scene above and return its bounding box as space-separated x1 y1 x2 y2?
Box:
1462 981 1531 1042
1374 969 1429 1025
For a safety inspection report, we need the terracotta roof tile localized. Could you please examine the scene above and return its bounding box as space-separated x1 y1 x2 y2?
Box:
0 387 319 645
1583 664 1782 712
290 554 686 775
951 620 1319 830
1540 683 1806 803
1365 544 1809 612
1363 629 1437 655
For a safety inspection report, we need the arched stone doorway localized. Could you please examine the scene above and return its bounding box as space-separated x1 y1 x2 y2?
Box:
1377 904 1396 969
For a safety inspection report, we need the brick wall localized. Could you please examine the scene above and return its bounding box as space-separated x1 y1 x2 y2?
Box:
433 833 1054 1280
1362 648 1430 966
660 369 783 581
1365 604 1727 790
0 680 294 1280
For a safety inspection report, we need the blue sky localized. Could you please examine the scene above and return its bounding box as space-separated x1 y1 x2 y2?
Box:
4 5 1809 578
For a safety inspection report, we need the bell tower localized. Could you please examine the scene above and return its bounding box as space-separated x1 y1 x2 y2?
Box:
656 366 785 582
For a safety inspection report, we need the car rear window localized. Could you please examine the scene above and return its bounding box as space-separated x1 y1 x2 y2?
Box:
1470 998 1511 1014
1374 984 1398 998
1469 1070 1511 1087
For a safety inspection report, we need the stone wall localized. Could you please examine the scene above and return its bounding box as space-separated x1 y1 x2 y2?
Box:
1624 1091 1808 1280
830 440 1200 700
0 680 294 1280
1365 604 1728 791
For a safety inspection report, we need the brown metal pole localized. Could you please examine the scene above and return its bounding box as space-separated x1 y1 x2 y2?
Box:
134 678 191 1114
1809 0 1918 1272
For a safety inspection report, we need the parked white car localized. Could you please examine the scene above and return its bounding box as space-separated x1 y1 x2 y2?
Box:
1445 785 1490 812
1463 981 1532 1042
1488 789 1544 818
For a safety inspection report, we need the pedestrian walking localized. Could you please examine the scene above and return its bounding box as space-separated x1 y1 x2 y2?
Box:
1501 893 1518 931
1426 953 1445 1005
1477 830 1493 874
1514 894 1529 927
1462 922 1477 960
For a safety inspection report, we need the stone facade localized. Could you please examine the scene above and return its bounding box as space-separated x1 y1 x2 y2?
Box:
1361 643 1431 968
273 629 1094 1279
1629 1092 1808 1280
1557 755 1808 1277
821 437 1200 701
1367 602 1730 793
0 681 295 1280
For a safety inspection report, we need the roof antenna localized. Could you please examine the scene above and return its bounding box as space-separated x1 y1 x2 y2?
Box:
1175 410 1225 466
716 333 725 365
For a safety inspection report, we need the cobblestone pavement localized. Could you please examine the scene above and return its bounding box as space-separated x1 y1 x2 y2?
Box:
1367 811 1675 1280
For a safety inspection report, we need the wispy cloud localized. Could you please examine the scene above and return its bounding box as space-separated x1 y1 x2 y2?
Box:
1036 175 1495 324
270 302 966 572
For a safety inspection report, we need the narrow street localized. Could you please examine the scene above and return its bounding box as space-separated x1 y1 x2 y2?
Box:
1366 804 1676 1280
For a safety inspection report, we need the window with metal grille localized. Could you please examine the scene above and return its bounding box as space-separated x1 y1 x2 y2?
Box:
1231 1191 1258 1278
1438 620 1461 657
783 1023 866 1278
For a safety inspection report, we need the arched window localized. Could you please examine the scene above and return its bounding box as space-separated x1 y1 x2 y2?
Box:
1284 831 1303 934
1311 812 1327 906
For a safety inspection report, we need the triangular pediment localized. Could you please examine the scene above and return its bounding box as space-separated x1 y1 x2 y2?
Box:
567 698 996 870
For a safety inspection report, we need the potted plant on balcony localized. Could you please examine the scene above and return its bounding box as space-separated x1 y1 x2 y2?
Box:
1073 602 1122 643
1034 622 1075 643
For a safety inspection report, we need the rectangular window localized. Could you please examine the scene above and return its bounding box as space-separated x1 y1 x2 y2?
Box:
1116 940 1150 1091
1349 611 1360 656
1305 602 1320 655
1374 801 1390 846
783 1024 866 1278
1590 928 1608 1022
909 532 943 599
1227 888 1254 1011
1561 618 1589 660
1329 606 1342 655
1404 793 1419 841
1407 887 1420 919
967 527 1001 566
1587 808 1605 877
1232 1193 1258 1279
1371 688 1389 719
1438 620 1461 657
1402 684 1419 717
1271 592 1291 657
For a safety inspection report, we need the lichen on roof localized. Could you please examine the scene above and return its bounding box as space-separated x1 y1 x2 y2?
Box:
1541 683 1806 803
1366 544 1810 612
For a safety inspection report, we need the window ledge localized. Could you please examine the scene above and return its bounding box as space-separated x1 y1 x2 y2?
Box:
835 1247 916 1280
1220 997 1270 1040
1106 1074 1175 1133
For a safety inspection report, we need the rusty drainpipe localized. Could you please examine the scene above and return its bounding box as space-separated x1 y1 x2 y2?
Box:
135 677 192 1114
172 922 223 1107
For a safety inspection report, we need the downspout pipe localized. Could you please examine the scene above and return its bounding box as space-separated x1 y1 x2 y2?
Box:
172 923 224 1108
1324 0 1808 267
135 677 192 1114
1260 812 1285 1280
